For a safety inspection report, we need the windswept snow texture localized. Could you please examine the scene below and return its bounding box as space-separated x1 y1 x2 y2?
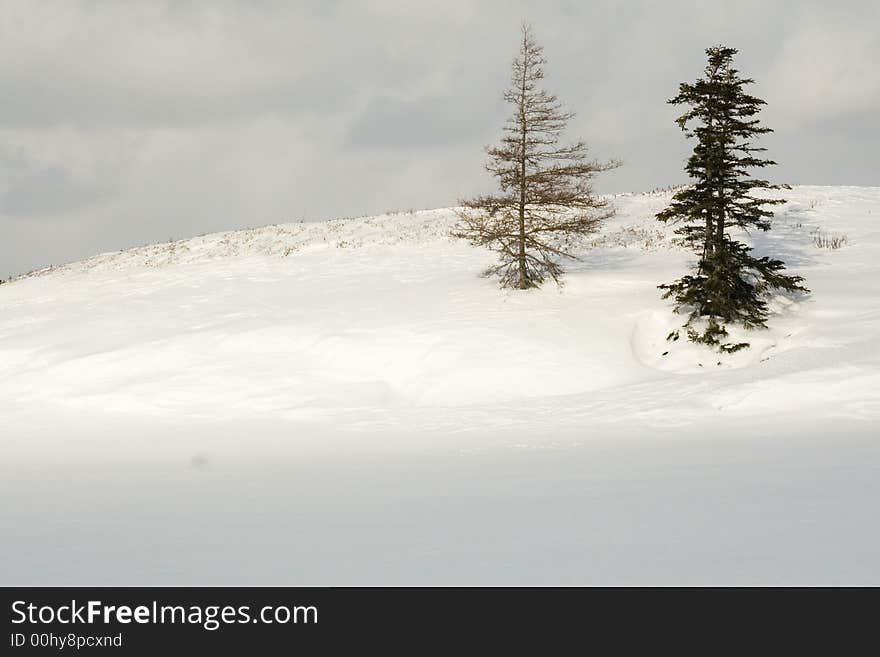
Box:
2 186 879 584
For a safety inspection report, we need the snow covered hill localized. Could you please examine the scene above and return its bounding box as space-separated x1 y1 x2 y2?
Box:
2 185 879 584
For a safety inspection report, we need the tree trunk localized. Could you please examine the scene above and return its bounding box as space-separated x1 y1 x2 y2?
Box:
517 38 528 289
704 210 713 260
702 114 716 270
715 122 727 254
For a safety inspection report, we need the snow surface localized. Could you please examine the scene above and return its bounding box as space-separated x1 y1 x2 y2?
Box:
2 185 878 584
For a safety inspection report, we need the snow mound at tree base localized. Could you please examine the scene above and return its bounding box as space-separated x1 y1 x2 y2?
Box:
631 302 800 374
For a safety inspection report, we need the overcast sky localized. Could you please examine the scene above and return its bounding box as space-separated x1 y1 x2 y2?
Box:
1 0 878 277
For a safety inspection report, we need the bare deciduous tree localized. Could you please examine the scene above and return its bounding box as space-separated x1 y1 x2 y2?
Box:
455 25 620 289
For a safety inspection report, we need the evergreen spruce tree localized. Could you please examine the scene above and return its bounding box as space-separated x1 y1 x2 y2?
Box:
456 25 619 289
658 46 807 351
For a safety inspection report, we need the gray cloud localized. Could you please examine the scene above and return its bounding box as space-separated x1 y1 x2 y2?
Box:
1 164 108 217
1 0 878 278
345 94 501 150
